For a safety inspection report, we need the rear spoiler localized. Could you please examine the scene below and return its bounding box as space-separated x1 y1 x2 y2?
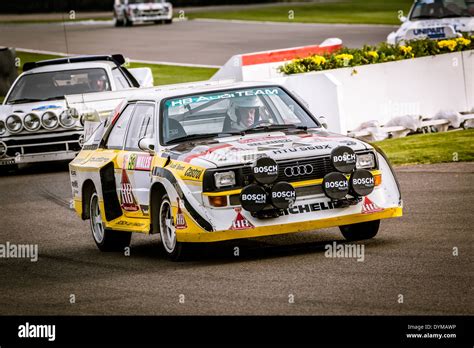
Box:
23 54 126 72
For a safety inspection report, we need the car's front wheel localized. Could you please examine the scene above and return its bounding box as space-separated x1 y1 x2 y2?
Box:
114 17 124 27
159 194 190 261
339 220 380 241
89 191 131 251
124 14 133 27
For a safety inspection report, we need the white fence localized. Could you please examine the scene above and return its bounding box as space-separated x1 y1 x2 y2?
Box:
214 45 474 136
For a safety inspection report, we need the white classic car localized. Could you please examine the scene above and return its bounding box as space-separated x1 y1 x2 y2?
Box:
0 54 152 169
114 0 173 26
387 0 474 44
69 81 403 260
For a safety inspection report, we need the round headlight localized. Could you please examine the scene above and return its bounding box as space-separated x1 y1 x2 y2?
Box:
59 110 76 128
6 114 23 133
41 112 59 129
24 113 41 131
0 121 6 136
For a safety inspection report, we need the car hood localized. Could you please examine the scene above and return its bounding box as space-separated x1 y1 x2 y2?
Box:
0 100 66 119
397 17 474 34
165 129 371 168
129 3 168 10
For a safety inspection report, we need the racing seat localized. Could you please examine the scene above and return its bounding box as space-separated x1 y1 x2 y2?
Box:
166 118 187 141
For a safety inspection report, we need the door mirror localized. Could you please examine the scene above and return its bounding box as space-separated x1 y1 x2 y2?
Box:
318 116 328 129
399 15 407 23
138 137 155 153
129 67 154 87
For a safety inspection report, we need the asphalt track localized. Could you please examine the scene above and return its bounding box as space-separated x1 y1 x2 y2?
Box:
0 162 472 315
0 19 397 66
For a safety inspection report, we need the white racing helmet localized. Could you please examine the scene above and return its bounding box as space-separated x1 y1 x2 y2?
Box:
228 96 264 123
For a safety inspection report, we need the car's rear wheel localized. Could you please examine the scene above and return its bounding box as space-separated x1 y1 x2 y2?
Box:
164 19 173 24
339 219 380 241
89 191 131 251
159 194 190 261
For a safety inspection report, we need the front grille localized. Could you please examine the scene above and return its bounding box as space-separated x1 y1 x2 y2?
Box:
242 156 334 183
4 133 82 157
141 10 164 15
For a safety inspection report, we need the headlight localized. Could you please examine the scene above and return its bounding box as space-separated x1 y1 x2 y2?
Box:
24 113 41 131
6 114 23 133
214 171 236 188
41 112 59 129
356 153 375 169
0 121 6 136
59 110 76 128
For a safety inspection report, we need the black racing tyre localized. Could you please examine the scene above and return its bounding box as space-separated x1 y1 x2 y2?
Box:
89 190 131 252
124 15 133 27
164 19 173 24
339 219 380 241
158 194 193 261
114 17 124 27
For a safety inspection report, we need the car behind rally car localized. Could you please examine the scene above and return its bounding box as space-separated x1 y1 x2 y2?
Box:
0 54 152 169
114 0 173 26
69 81 403 260
387 0 474 44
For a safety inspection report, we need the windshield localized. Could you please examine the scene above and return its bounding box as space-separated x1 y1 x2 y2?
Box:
6 68 111 105
410 0 474 20
161 87 319 145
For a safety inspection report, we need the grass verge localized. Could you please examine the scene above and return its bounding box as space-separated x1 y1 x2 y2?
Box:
187 0 413 25
0 50 217 101
373 129 474 166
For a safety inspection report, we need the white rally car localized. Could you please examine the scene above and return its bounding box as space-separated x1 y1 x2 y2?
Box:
0 54 153 170
69 81 403 261
387 0 474 44
114 0 173 26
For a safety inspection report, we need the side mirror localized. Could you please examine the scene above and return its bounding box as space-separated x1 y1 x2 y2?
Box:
138 137 155 153
318 116 328 129
399 16 407 23
129 67 154 87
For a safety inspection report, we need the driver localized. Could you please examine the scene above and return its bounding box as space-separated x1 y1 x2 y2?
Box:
89 72 109 92
226 96 263 131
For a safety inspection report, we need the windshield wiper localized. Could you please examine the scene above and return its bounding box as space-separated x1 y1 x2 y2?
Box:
242 124 308 134
43 96 65 101
411 15 438 20
8 98 43 104
166 132 241 145
437 14 467 18
8 96 65 104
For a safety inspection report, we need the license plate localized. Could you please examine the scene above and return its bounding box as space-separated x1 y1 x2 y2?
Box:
0 158 15 166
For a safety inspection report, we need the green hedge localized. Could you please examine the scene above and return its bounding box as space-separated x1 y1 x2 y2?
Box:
279 36 474 75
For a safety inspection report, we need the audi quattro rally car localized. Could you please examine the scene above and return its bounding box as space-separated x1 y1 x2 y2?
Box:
114 0 173 26
387 0 474 44
69 81 403 261
0 54 153 169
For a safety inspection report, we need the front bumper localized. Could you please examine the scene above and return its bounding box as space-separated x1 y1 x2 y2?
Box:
0 130 82 166
175 205 402 243
130 13 172 22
